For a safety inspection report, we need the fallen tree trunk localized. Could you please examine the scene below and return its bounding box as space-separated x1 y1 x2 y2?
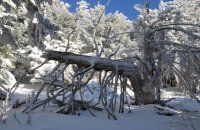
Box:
42 50 138 75
42 50 156 105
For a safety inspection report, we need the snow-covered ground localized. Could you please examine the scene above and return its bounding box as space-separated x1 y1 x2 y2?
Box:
0 84 200 130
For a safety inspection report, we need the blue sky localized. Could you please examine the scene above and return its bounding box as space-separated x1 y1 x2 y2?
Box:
63 0 171 20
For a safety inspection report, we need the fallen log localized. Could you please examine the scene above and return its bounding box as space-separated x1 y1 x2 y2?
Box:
154 105 180 116
42 50 154 105
42 50 138 75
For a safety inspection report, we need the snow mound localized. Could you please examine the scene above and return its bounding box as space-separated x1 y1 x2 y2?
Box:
75 81 114 101
166 97 200 112
161 89 200 112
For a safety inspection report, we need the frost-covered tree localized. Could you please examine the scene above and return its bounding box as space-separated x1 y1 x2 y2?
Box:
0 0 63 90
74 1 133 58
130 0 200 104
0 45 16 98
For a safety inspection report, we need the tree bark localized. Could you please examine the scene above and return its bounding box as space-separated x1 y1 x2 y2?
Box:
128 73 144 105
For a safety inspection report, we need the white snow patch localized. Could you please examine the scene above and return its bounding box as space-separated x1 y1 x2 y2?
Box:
0 28 2 34
3 0 16 9
30 61 58 84
161 89 200 112
30 0 36 6
0 69 16 91
0 13 17 18
1 59 13 68
74 81 114 101
167 98 200 112
32 17 38 24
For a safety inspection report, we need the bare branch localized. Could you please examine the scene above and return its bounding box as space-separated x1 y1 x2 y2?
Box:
108 45 120 59
99 26 112 56
151 27 200 39
153 23 200 30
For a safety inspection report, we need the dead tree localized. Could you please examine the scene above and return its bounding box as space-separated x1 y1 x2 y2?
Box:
22 50 152 120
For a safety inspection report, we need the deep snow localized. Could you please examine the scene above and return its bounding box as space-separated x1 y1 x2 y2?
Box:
0 84 200 130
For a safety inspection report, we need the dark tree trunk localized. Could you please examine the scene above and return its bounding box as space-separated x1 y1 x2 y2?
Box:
128 73 155 105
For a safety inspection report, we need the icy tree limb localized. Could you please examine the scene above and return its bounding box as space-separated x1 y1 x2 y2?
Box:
99 26 112 56
27 91 35 125
152 27 200 39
